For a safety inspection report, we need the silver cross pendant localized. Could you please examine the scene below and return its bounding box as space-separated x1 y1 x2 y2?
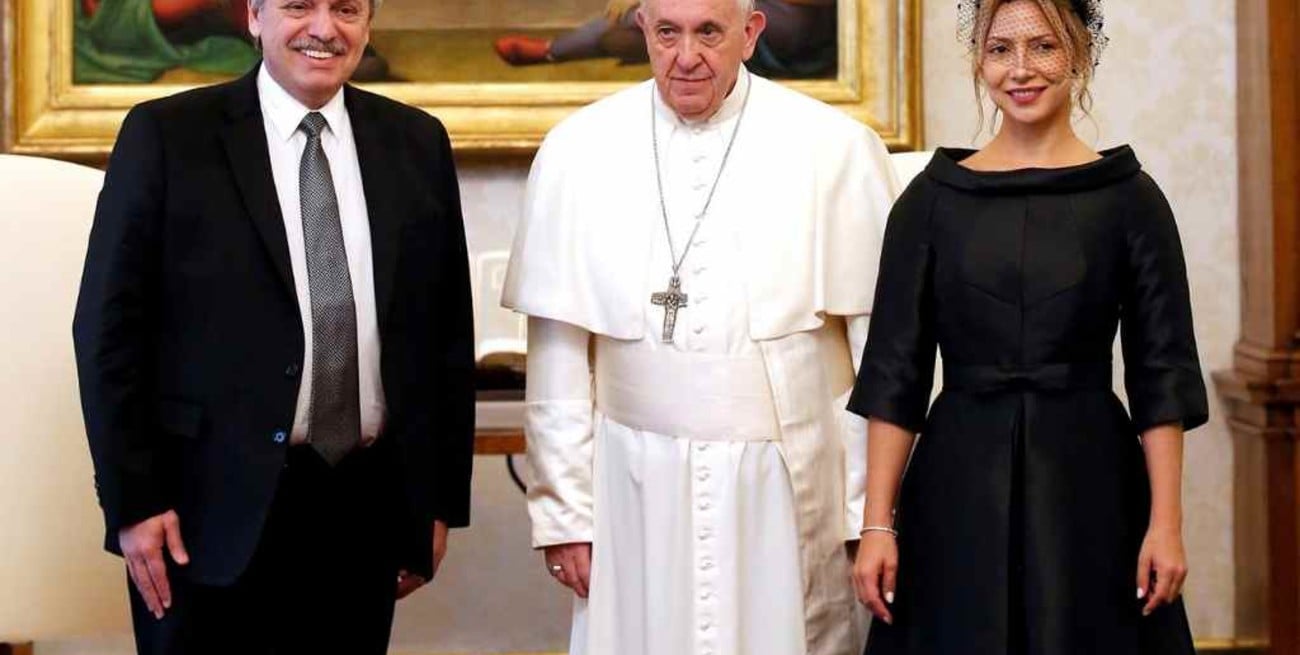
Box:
650 275 689 342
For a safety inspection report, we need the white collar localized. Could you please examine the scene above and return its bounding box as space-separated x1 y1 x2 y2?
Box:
652 65 751 131
257 63 347 143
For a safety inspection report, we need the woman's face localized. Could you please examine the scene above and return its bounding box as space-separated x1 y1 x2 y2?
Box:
979 1 1075 128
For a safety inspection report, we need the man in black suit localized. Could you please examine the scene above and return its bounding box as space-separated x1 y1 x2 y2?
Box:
72 0 475 652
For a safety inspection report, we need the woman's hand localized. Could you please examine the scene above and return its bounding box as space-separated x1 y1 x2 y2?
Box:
1137 524 1188 616
852 532 899 625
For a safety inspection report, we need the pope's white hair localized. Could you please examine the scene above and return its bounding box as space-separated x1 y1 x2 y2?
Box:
640 0 757 16
249 0 384 13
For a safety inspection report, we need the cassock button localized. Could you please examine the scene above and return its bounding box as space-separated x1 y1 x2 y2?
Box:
285 363 301 377
693 326 705 335
272 430 287 444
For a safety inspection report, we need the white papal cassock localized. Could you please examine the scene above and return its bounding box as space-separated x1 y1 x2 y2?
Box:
502 70 900 655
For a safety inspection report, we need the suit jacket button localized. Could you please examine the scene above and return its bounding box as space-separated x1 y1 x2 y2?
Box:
273 430 287 444
285 363 301 377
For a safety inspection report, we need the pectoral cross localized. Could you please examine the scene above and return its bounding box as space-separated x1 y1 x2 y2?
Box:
650 275 688 342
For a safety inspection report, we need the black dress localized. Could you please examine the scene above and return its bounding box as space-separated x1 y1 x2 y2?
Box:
847 146 1208 655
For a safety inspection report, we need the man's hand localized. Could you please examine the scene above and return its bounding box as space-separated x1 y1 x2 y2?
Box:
543 542 593 598
397 520 449 600
119 510 189 619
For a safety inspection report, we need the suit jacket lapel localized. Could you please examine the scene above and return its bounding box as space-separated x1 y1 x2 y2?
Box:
346 86 402 326
220 68 297 303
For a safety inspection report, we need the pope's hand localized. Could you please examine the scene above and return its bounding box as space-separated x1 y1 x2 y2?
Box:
544 542 593 598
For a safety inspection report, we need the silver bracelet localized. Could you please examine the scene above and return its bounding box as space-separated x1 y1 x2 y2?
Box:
859 525 898 537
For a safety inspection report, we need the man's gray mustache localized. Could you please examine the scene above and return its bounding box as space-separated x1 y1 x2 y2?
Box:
288 38 346 55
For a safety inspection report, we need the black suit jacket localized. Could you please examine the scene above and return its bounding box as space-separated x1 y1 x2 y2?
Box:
73 68 475 585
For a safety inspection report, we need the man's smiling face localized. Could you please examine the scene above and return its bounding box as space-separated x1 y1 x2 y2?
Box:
248 0 371 109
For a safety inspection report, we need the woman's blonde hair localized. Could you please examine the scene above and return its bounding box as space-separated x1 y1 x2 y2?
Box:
970 0 1096 133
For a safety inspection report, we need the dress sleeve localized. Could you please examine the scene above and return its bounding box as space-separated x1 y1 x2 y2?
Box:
846 179 938 433
1119 174 1209 433
524 317 597 548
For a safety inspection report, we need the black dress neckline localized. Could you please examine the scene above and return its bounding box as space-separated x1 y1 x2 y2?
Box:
925 145 1142 194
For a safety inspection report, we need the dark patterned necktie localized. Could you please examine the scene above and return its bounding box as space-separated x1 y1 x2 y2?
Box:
298 111 360 466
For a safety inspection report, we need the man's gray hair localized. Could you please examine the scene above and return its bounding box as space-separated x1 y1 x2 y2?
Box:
249 0 385 12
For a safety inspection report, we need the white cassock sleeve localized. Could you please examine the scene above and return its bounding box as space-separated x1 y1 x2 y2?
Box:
524 317 596 548
843 314 871 540
834 125 897 541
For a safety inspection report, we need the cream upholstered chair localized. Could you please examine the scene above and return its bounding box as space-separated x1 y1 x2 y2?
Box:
0 155 130 641
886 150 943 399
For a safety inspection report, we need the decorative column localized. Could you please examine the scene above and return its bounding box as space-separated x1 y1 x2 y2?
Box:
1216 1 1300 653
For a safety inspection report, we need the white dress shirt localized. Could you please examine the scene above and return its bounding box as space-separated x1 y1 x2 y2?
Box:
257 65 386 447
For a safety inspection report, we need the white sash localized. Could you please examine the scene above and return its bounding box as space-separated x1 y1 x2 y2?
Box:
594 337 779 441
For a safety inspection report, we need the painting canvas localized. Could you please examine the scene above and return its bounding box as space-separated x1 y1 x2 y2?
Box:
72 0 838 85
7 0 919 156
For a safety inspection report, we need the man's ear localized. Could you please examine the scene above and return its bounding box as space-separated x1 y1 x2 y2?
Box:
742 10 768 60
247 0 262 42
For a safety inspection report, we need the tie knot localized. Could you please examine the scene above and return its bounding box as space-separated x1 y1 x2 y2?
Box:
299 112 328 139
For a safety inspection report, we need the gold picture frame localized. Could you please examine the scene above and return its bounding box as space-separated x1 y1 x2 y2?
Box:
4 0 921 160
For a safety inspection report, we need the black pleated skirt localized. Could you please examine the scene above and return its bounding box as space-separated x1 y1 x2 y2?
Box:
863 390 1197 655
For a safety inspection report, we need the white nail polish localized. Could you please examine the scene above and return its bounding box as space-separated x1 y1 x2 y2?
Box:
1137 587 1146 600
885 591 895 604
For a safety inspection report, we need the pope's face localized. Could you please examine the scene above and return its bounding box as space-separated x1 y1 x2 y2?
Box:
249 0 371 109
637 0 766 121
979 0 1075 127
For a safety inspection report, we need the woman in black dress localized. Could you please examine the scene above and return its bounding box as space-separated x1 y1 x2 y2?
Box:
847 0 1208 653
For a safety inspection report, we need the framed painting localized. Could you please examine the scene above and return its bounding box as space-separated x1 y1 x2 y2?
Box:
4 0 921 159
